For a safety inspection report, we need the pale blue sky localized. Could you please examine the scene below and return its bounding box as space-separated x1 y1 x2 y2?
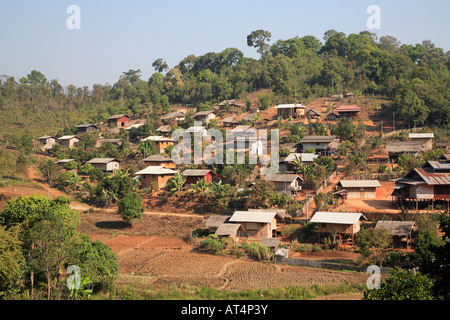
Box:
0 0 448 88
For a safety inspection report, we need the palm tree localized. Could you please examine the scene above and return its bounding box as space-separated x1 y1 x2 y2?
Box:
165 173 186 197
191 178 211 202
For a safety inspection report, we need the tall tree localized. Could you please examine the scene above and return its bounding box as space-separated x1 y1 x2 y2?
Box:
247 29 272 61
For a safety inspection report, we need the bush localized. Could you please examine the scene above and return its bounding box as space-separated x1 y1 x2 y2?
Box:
117 193 144 224
199 234 223 254
241 242 273 261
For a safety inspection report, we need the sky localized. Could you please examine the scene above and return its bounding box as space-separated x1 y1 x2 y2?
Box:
0 0 449 89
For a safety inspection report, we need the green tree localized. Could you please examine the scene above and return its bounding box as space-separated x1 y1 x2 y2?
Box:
247 29 272 61
0 225 25 298
356 227 393 267
39 159 61 186
363 267 435 300
165 173 187 197
118 193 145 224
152 59 169 73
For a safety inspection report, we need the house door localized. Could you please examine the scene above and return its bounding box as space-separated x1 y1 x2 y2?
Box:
360 188 365 199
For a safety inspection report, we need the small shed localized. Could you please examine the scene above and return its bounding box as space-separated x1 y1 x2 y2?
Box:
107 114 130 127
76 124 98 135
194 110 216 123
58 135 82 149
215 223 245 241
221 116 239 128
38 136 56 150
155 125 172 136
337 180 381 199
310 211 367 244
262 174 303 194
161 110 186 124
335 105 361 118
274 104 307 119
86 158 120 172
375 221 416 248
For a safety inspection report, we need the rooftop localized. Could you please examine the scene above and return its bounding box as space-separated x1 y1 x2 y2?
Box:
409 133 434 139
300 135 337 143
205 215 231 228
86 158 119 164
143 155 174 162
108 114 129 120
229 210 280 223
338 180 382 188
335 105 361 112
263 174 303 183
310 212 367 225
375 221 416 237
283 153 318 163
274 104 307 109
182 169 214 176
134 166 177 175
215 223 242 236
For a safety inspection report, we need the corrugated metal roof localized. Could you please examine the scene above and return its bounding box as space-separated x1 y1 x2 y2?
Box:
156 125 172 132
283 153 318 163
248 209 288 219
425 161 450 171
108 114 129 120
335 105 361 112
161 111 185 120
134 166 177 175
375 221 415 237
55 159 75 163
143 155 173 162
263 174 303 183
310 212 367 225
300 136 337 143
385 141 425 153
182 169 214 176
58 135 80 140
415 168 450 185
274 104 307 109
338 180 382 188
87 158 119 164
409 133 434 139
215 223 242 236
229 211 278 223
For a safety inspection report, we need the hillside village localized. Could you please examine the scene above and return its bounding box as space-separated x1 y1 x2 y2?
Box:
26 92 450 249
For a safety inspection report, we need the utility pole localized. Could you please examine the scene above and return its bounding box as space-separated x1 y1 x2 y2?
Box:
393 111 396 132
305 192 308 223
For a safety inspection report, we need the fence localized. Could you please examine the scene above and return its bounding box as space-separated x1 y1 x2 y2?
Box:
274 256 392 274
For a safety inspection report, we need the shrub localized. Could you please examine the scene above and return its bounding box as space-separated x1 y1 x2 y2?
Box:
199 234 223 254
241 242 273 261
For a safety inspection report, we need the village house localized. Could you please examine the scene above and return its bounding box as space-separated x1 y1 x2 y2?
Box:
95 139 122 148
161 110 186 124
155 125 172 137
185 126 208 137
38 136 56 150
76 124 98 135
55 159 76 169
221 115 239 128
335 105 361 118
194 110 216 124
274 104 307 119
107 114 130 127
134 166 178 189
125 123 145 131
86 158 121 172
279 153 319 173
204 215 231 234
408 133 434 149
262 174 303 194
375 221 416 248
142 155 176 169
299 135 340 155
218 99 244 108
228 210 284 240
309 211 367 244
336 180 382 200
214 223 245 241
58 135 82 149
392 159 450 210
325 111 339 122
141 136 175 153
304 107 322 119
385 141 429 161
182 169 217 188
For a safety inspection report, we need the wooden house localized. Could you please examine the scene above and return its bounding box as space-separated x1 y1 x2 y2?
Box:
95 139 122 148
375 221 416 248
336 180 381 200
134 166 178 189
107 114 130 127
393 159 450 210
299 135 340 155
215 223 245 241
409 133 434 149
279 153 318 173
221 116 239 128
228 210 284 240
58 135 82 149
262 174 303 194
86 158 120 172
325 111 339 121
435 140 449 151
161 110 186 124
194 110 216 124
335 105 361 118
141 136 175 153
386 141 429 161
142 155 176 169
155 125 172 136
305 107 322 119
38 136 56 150
76 124 98 135
182 169 217 187
274 104 307 119
309 211 367 244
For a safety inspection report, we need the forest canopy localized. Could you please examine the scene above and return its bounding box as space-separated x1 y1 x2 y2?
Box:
0 29 449 141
